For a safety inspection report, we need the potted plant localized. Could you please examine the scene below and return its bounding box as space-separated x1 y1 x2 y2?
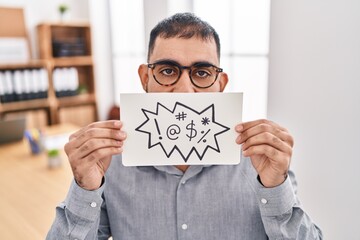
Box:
47 149 62 168
58 4 69 22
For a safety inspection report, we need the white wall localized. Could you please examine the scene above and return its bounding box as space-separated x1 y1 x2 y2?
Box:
88 0 114 121
268 0 360 239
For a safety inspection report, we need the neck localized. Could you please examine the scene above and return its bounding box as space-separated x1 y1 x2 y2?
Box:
175 165 189 172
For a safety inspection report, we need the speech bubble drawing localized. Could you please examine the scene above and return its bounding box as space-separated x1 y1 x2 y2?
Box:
135 102 230 162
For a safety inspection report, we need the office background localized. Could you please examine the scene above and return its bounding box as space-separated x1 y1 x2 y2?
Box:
0 0 359 239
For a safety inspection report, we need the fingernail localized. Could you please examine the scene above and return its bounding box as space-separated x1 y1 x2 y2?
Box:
236 124 243 132
235 135 241 144
118 131 127 138
242 150 248 156
114 121 121 127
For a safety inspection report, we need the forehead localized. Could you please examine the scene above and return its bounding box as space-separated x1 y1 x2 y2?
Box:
150 37 219 65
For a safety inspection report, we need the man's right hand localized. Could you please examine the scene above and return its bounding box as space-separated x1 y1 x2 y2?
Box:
64 120 126 190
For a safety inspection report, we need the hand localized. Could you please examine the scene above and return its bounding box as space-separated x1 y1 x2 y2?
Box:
235 119 294 188
64 120 127 190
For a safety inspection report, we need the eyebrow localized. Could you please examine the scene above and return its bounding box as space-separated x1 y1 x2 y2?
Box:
151 58 217 67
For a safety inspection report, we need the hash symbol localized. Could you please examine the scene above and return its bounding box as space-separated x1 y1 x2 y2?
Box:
175 111 187 121
201 117 210 125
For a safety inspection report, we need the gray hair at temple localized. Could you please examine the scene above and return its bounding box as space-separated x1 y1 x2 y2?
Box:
147 12 221 62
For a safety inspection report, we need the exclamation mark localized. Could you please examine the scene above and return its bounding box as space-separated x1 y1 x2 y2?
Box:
154 118 162 140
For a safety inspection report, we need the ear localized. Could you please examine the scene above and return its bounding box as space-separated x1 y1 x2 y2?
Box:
138 64 149 92
218 72 228 92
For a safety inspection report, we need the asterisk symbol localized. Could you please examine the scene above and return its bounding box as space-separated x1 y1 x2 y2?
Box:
201 117 210 125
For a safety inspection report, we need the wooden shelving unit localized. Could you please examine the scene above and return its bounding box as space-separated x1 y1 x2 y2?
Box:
37 22 98 126
0 21 98 127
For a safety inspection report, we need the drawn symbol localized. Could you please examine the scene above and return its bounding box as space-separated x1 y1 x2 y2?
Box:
186 120 197 141
197 129 211 143
166 124 181 140
154 119 162 140
136 102 230 162
201 117 210 125
175 111 187 121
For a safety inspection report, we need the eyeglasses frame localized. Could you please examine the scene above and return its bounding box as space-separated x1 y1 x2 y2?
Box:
147 60 223 89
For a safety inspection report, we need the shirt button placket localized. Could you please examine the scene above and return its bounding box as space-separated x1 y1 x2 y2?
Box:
177 177 190 239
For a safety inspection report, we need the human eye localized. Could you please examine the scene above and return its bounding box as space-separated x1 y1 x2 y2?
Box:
157 65 179 77
193 66 213 79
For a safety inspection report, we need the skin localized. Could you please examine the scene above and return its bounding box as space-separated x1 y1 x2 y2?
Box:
65 36 294 191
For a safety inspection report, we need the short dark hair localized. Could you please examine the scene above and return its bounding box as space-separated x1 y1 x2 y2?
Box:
147 12 221 62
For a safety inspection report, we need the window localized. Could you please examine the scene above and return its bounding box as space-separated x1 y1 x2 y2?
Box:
109 0 270 121
109 0 145 96
193 0 270 120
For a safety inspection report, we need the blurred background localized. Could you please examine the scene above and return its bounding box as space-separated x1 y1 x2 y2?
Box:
0 0 359 239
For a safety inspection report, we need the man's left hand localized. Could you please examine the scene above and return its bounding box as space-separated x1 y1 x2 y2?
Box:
235 119 294 188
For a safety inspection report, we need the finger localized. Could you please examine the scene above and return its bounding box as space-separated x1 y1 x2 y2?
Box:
236 119 288 133
70 138 124 160
236 121 293 147
69 146 123 166
70 128 127 149
69 120 122 141
236 124 293 146
83 146 124 163
243 145 290 167
241 132 293 155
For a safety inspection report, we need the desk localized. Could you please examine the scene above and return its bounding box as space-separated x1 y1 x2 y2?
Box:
0 124 79 239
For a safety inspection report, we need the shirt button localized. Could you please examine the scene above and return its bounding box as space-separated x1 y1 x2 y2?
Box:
261 198 268 204
181 180 186 185
181 223 188 230
90 202 97 208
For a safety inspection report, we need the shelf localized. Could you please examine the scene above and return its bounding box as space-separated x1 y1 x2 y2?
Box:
52 56 93 67
0 98 49 112
39 22 90 28
0 59 48 70
57 93 96 107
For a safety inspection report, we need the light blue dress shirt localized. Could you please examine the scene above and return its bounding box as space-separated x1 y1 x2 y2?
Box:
47 155 323 239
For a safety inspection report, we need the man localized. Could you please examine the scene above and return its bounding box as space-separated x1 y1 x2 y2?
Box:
47 13 322 239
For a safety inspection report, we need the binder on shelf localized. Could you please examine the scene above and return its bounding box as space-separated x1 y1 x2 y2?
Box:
13 70 24 101
4 71 14 102
0 68 49 103
39 68 48 98
0 71 4 103
53 67 79 97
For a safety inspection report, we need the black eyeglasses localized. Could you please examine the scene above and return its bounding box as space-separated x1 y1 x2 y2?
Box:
147 60 223 89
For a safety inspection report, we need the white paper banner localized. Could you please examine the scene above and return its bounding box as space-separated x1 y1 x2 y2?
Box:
120 92 243 166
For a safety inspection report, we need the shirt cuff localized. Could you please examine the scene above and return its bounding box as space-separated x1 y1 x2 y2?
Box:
64 179 106 221
256 175 296 217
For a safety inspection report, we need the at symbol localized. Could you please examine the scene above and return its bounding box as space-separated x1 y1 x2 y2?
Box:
166 124 181 140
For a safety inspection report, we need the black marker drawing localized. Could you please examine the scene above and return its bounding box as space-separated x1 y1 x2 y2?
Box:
166 124 180 140
201 117 210 125
135 102 230 162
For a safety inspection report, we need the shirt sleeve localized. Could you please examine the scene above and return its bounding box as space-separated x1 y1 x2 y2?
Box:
46 179 111 240
256 170 323 240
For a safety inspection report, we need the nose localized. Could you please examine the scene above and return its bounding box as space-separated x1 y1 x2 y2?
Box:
173 69 195 93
